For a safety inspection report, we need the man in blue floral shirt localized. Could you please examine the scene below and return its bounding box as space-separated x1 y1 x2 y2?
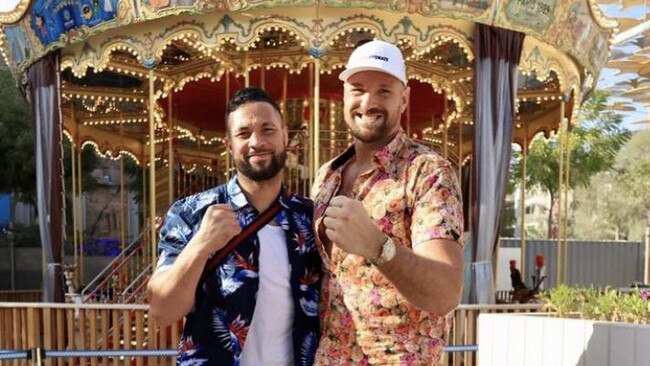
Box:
148 88 321 366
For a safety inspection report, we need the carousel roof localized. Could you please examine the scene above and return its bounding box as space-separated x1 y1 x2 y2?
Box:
0 0 622 164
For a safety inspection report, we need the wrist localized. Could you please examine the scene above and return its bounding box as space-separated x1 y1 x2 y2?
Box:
370 236 397 266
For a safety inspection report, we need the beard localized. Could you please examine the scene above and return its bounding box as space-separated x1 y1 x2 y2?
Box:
346 108 395 143
234 149 287 182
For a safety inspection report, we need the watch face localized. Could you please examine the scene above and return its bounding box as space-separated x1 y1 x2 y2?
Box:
384 239 396 261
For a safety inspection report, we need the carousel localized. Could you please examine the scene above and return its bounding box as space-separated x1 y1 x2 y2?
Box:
0 0 617 304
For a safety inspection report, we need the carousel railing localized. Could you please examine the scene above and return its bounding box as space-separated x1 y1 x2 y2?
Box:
80 231 150 303
0 301 544 366
0 302 182 366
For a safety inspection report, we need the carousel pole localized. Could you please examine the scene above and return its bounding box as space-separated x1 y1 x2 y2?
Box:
225 70 231 180
119 123 126 251
431 115 435 149
282 71 288 119
148 70 157 268
313 59 321 178
308 63 315 186
141 144 148 265
442 100 448 159
329 99 335 162
406 90 411 137
520 128 528 280
70 105 79 285
458 119 463 178
168 88 174 205
77 135 84 285
563 113 571 283
245 56 250 87
556 98 566 284
141 145 147 238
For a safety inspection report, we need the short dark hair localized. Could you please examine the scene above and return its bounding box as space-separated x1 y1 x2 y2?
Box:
224 87 282 132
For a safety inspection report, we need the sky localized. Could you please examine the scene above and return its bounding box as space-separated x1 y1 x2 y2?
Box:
597 4 649 130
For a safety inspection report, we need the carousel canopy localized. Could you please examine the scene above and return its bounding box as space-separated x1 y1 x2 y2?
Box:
0 0 620 166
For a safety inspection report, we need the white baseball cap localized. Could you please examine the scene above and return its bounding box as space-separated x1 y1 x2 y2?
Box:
338 40 407 85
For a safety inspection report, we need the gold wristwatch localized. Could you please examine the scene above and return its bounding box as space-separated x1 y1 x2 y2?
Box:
371 237 396 265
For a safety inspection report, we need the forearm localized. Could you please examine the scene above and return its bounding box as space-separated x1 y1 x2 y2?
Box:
148 243 209 326
375 243 463 315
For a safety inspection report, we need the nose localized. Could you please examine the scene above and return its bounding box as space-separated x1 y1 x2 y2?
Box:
359 91 378 112
248 132 264 149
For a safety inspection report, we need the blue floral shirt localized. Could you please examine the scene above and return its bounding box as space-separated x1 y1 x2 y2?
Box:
157 176 321 366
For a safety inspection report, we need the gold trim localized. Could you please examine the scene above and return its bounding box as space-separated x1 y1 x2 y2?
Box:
586 0 619 30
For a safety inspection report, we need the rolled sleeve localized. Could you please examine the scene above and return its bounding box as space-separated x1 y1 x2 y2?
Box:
157 200 195 270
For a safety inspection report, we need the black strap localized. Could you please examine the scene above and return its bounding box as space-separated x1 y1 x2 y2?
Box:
199 200 282 283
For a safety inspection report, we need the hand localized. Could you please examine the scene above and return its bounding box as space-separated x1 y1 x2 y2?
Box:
191 204 241 258
322 196 386 260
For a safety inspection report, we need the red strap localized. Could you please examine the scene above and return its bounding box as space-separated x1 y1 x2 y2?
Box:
200 201 282 283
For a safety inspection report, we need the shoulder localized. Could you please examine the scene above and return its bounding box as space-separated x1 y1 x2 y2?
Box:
401 137 454 173
167 184 228 220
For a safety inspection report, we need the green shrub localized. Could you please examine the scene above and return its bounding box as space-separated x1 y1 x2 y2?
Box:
540 285 650 324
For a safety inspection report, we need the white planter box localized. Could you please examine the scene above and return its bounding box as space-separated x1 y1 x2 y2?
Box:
478 313 650 366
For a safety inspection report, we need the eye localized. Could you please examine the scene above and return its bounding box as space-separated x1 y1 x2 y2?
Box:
236 131 251 139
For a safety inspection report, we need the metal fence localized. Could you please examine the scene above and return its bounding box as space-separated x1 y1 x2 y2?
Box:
500 238 644 288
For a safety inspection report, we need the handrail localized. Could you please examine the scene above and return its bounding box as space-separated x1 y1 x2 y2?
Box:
80 230 147 301
122 263 152 303
124 273 151 304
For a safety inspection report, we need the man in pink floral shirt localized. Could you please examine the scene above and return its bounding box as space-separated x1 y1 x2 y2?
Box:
311 40 464 365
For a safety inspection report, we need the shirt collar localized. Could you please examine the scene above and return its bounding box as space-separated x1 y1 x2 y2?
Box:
227 175 249 210
331 128 407 172
374 128 407 171
226 174 289 211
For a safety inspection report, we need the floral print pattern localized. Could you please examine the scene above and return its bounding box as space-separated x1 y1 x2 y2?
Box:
157 176 321 366
311 129 463 365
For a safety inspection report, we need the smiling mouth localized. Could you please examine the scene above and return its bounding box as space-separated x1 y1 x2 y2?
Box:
247 152 273 160
354 113 383 124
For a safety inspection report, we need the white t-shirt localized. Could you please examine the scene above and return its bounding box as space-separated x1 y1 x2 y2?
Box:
240 224 294 366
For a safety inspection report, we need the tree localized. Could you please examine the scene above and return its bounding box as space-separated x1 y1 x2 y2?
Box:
0 67 36 202
572 170 645 241
512 90 631 238
614 129 650 231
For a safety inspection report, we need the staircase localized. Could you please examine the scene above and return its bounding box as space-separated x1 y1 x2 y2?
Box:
80 231 152 303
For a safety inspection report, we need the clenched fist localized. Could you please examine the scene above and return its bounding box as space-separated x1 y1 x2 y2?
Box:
322 196 386 260
191 204 242 258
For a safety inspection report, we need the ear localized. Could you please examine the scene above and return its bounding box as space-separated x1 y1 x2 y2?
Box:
400 86 410 115
225 134 232 154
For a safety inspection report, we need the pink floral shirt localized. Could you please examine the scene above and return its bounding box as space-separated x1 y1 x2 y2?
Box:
311 129 464 365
